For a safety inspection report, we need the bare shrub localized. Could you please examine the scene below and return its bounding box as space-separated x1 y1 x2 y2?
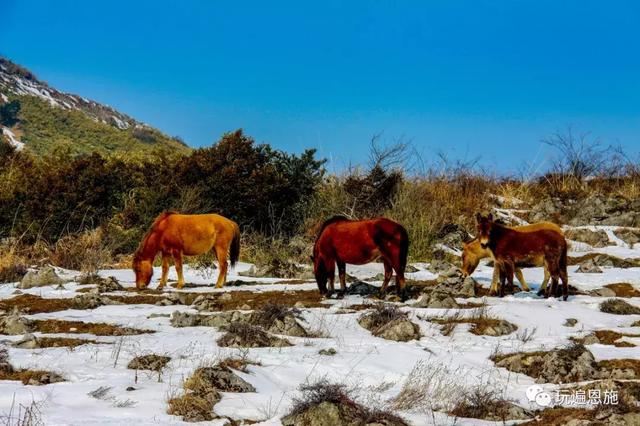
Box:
0 395 45 426
287 379 407 425
390 359 467 413
359 304 407 331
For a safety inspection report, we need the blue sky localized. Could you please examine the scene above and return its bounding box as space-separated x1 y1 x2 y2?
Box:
1 0 639 173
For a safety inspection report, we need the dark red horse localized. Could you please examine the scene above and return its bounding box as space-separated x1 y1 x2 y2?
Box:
476 213 569 300
312 216 409 298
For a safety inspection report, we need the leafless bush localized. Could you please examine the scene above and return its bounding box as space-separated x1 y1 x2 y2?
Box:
516 327 537 344
390 359 467 413
0 395 45 426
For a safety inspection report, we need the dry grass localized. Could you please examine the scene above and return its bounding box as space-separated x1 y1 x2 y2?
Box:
32 319 153 336
216 322 291 348
429 306 517 336
598 358 640 376
49 228 112 274
32 337 104 349
0 295 76 314
604 283 640 297
359 304 408 331
217 356 261 373
195 290 325 311
252 303 302 328
167 394 215 422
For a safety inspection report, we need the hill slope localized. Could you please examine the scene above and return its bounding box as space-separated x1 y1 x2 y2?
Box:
0 57 189 155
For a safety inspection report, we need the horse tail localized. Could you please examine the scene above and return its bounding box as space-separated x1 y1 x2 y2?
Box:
229 224 241 267
398 224 409 273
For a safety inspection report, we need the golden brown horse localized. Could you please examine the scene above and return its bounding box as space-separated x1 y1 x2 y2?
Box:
312 216 409 298
476 213 569 300
133 212 240 290
461 221 564 295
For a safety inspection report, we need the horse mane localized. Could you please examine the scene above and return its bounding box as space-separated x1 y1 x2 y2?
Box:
314 215 350 243
135 211 178 257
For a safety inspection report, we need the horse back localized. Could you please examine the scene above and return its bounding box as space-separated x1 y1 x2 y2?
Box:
495 228 566 260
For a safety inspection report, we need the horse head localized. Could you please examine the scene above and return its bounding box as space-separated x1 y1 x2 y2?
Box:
475 212 494 249
132 251 153 289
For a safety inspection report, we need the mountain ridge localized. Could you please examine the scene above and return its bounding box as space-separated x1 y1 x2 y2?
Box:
0 57 189 155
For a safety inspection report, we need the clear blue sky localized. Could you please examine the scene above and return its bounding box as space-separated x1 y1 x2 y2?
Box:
1 0 639 173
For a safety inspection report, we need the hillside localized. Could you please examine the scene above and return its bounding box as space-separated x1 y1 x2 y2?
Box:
0 57 189 155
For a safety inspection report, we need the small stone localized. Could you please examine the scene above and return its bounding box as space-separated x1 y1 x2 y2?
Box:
564 318 578 327
18 266 64 289
240 304 252 310
319 348 337 356
219 293 233 302
126 386 136 391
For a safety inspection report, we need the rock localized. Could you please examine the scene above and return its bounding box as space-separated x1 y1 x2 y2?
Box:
97 276 123 293
479 320 518 337
600 299 640 315
240 304 252 310
147 313 170 319
216 322 291 348
529 197 567 223
614 228 640 247
436 223 472 251
565 229 612 247
494 344 600 384
18 266 64 289
405 264 419 273
72 293 117 310
238 260 303 279
576 258 603 273
293 302 305 309
345 281 379 296
426 259 454 275
282 400 408 426
371 318 421 342
218 293 232 302
191 295 220 311
412 291 459 309
186 366 255 393
564 318 578 327
589 287 617 297
268 315 308 337
0 311 34 335
319 348 337 356
11 333 38 349
26 371 65 385
127 354 171 371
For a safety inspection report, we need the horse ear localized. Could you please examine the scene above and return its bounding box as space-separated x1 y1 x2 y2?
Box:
487 212 493 221
475 212 482 223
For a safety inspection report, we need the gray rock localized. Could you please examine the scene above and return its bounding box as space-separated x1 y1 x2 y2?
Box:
565 229 612 247
127 354 171 371
72 293 118 310
589 287 616 297
18 266 64 289
0 311 34 335
576 258 603 273
480 320 518 336
268 315 308 337
600 299 640 315
11 333 38 349
412 291 459 309
319 348 337 356
189 366 255 393
614 228 640 247
371 318 421 342
345 281 379 296
563 318 578 327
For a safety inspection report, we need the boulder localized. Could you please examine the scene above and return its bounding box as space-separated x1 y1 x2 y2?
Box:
614 228 640 247
494 345 600 383
373 318 421 342
412 291 459 309
127 354 171 371
267 315 308 337
18 266 64 289
186 366 255 393
589 287 617 297
345 281 380 296
11 333 38 349
0 311 34 335
600 299 640 315
576 258 603 273
565 229 612 247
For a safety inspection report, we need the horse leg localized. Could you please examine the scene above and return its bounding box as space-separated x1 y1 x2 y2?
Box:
327 265 336 297
380 259 393 294
560 266 569 301
173 252 185 289
538 260 550 297
504 261 515 297
158 252 170 290
214 245 228 288
490 265 500 296
514 267 530 292
337 261 346 298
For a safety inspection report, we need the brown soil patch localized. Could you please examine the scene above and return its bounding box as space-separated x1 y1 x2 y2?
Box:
201 290 325 311
520 407 597 425
32 319 153 336
34 337 104 348
0 294 75 314
604 283 640 297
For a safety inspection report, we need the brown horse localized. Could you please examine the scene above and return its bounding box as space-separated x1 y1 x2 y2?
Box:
475 213 569 300
312 216 409 298
461 221 564 294
133 212 240 290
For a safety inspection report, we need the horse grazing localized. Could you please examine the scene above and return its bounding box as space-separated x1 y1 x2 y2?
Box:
133 212 240 290
475 213 569 300
312 216 409 298
461 221 564 295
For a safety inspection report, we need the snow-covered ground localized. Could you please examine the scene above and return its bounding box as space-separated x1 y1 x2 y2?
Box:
1 226 639 425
